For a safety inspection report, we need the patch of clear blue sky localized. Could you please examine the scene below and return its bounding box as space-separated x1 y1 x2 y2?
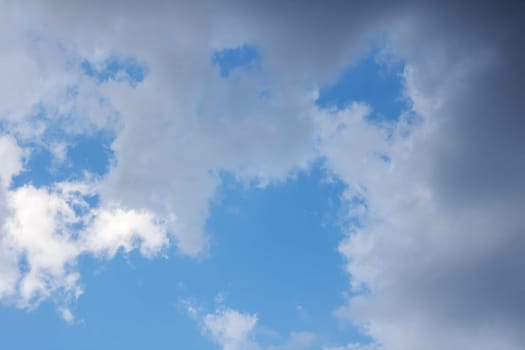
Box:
0 45 402 348
0 163 369 349
81 55 147 85
316 51 406 122
11 129 114 189
212 44 261 77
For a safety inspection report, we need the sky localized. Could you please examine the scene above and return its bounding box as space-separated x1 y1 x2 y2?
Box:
0 1 524 350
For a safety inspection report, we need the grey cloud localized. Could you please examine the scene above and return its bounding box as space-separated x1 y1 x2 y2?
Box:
329 2 525 349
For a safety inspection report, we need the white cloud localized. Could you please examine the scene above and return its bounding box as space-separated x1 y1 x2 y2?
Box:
0 136 24 189
4 184 84 305
1 179 171 308
187 303 317 350
84 204 170 258
59 307 75 324
0 137 171 310
0 239 19 299
201 307 259 350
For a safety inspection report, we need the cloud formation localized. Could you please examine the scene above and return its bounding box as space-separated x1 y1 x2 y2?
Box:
0 159 169 309
187 303 316 350
322 3 525 350
202 307 259 350
0 1 524 349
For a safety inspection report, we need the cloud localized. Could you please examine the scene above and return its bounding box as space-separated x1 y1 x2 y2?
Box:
58 307 75 324
4 184 84 306
0 136 24 188
203 308 259 350
318 3 525 349
84 204 170 258
267 332 316 350
186 302 316 350
0 2 524 349
186 305 259 350
323 344 379 350
1 179 170 308
0 138 170 309
0 0 322 313
0 0 374 263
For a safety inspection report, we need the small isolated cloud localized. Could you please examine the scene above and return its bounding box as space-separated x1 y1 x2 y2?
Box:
203 308 259 350
185 302 317 350
188 305 259 350
58 307 74 324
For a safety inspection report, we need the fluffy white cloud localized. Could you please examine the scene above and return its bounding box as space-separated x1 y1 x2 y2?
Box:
0 138 170 309
84 205 170 258
4 184 84 305
1 180 170 308
202 308 259 350
187 303 317 350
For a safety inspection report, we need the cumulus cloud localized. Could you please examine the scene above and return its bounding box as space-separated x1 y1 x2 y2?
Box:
321 3 525 350
1 180 170 308
186 303 316 350
202 308 259 350
0 138 170 309
84 205 170 258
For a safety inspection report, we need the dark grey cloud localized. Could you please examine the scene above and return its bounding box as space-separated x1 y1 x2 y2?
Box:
327 2 525 349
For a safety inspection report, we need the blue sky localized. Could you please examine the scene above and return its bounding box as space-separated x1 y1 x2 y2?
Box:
0 165 356 349
0 45 402 349
1 3 523 350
